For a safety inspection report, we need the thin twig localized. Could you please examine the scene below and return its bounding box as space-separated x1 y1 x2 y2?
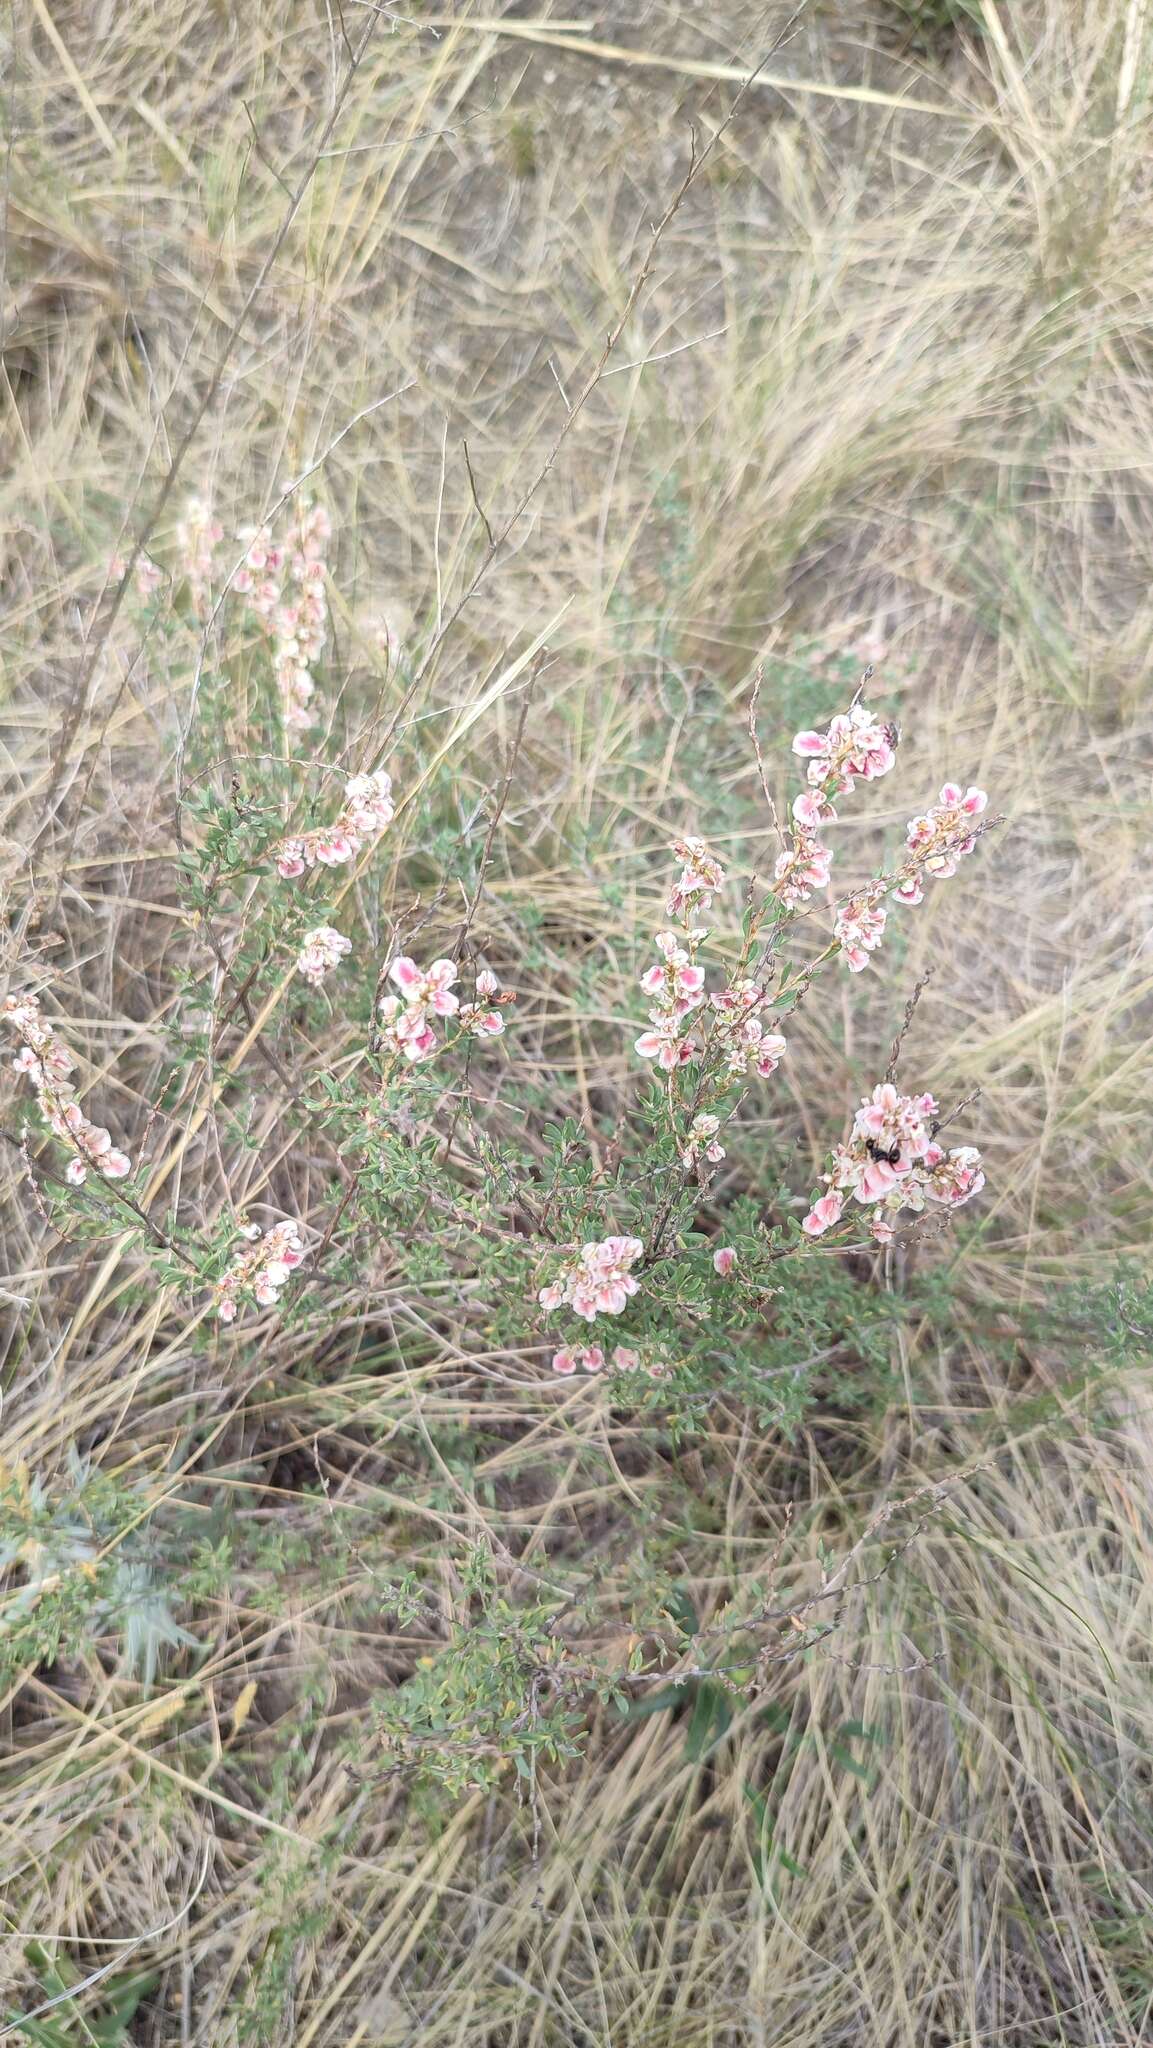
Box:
462 438 496 549
885 968 935 1083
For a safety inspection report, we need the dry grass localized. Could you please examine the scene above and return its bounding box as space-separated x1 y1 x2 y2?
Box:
1 0 1153 2040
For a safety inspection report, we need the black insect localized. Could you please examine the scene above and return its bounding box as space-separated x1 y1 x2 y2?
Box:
865 1138 902 1167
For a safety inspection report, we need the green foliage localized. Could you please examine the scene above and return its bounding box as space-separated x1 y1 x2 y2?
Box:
7 1945 157 2045
883 0 985 51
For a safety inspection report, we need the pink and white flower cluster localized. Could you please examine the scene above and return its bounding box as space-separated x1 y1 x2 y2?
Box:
539 1235 645 1323
773 700 896 909
232 497 332 732
110 552 165 601
274 769 395 878
792 701 898 793
801 1081 985 1247
666 837 727 918
774 700 989 969
295 925 352 987
3 992 132 1186
635 926 706 1070
896 784 988 905
215 1218 305 1323
176 496 224 613
232 524 285 618
708 979 787 1080
833 893 888 972
550 1340 669 1378
635 847 789 1083
378 959 507 1065
774 789 835 907
682 1111 725 1167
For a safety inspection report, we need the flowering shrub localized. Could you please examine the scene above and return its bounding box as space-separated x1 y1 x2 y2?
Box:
85 502 999 1388
17 491 1000 1800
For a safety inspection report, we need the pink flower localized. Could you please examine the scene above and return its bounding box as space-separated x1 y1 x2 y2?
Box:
834 896 887 972
612 1346 641 1372
4 991 133 1187
388 956 459 1016
380 998 437 1064
552 1349 578 1374
791 702 897 794
900 783 989 891
275 839 307 880
635 1021 697 1070
295 925 352 987
708 984 788 1080
713 1246 737 1277
803 1081 984 1247
802 1191 844 1236
792 730 829 759
460 1006 504 1038
666 835 727 916
272 770 395 881
539 1235 645 1325
343 771 394 835
214 1219 305 1324
683 1112 725 1167
315 829 356 867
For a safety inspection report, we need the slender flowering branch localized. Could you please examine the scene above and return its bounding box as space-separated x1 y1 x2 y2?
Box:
3 993 132 1186
378 960 510 1067
274 769 395 877
801 1082 984 1247
214 1219 306 1323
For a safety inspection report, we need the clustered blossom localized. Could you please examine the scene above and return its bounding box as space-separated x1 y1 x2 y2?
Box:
834 893 888 972
295 926 352 987
274 769 395 878
635 927 706 1070
775 699 990 974
773 697 897 911
232 498 332 731
215 1219 305 1323
109 552 165 602
539 1235 645 1324
801 1081 985 1247
551 1341 669 1379
708 979 787 1080
666 837 726 918
378 960 507 1065
175 496 224 613
682 1112 725 1167
774 789 835 907
791 701 898 793
896 784 988 905
635 848 790 1084
3 992 131 1186
233 524 285 621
